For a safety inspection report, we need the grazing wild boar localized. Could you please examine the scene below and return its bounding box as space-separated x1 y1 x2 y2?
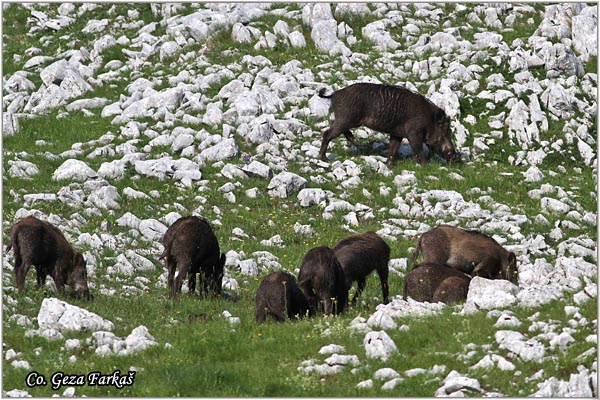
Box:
297 246 348 315
161 216 226 299
255 271 313 324
333 231 391 305
415 225 518 284
318 82 459 164
7 216 91 299
403 262 471 304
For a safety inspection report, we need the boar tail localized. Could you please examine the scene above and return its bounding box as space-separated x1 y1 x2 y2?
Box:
318 88 332 99
6 229 18 253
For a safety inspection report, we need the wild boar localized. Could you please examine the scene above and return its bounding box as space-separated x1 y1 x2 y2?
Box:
255 271 313 324
161 216 226 298
403 262 470 304
415 224 518 284
297 246 348 315
318 82 459 164
333 231 390 305
7 216 90 299
432 275 471 304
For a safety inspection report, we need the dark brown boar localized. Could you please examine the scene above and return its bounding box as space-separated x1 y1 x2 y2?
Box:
297 246 348 315
161 216 226 299
333 231 390 305
318 82 459 164
432 275 471 304
403 262 470 304
415 224 518 284
255 271 313 324
7 216 90 299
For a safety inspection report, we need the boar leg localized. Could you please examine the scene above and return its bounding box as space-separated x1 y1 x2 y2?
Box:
322 295 333 315
166 257 177 299
320 121 357 160
408 135 427 164
256 308 267 324
343 130 357 147
15 260 29 291
52 265 66 295
13 252 25 291
175 262 192 298
272 311 286 322
387 137 402 165
188 271 196 295
351 277 367 304
377 268 390 304
35 265 47 287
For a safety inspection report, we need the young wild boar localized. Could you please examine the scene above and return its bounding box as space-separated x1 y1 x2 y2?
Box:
255 271 313 324
333 231 391 305
403 262 471 304
318 82 460 164
7 216 90 299
297 246 348 315
432 276 471 304
415 225 518 284
161 216 226 299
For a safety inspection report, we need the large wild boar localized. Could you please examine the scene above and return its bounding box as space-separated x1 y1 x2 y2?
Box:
7 216 90 298
255 271 313 324
297 246 348 315
333 231 390 305
403 262 471 304
318 82 459 164
415 225 518 284
161 216 226 298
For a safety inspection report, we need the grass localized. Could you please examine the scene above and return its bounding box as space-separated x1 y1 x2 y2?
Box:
2 2 597 397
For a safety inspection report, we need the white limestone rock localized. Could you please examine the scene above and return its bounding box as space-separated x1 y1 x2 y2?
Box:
470 354 516 371
572 6 598 62
199 138 238 162
138 218 168 242
318 344 345 355
267 172 307 198
462 277 519 314
8 160 39 178
374 367 400 380
297 188 327 207
495 330 546 363
363 330 398 361
531 367 595 397
53 159 97 182
435 370 482 397
242 160 272 179
366 310 398 330
362 20 400 51
37 298 114 333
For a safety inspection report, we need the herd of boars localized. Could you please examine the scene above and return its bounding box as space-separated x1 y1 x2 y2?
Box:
6 214 518 324
5 83 520 323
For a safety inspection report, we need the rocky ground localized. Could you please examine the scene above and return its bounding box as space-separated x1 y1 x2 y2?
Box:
2 2 598 397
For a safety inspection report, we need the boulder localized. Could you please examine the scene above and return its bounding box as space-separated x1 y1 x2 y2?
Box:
267 172 307 198
462 277 519 314
37 298 114 333
363 330 398 361
52 159 97 182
